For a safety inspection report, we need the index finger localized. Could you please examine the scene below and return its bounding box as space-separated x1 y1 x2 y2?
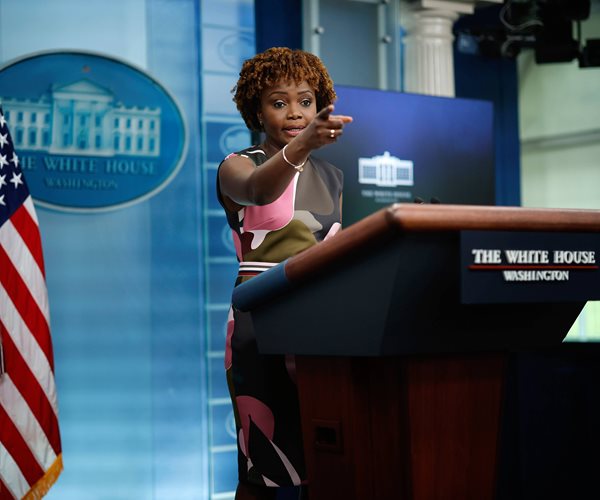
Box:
330 114 353 124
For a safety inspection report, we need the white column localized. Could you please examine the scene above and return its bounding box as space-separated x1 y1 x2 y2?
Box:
403 8 460 97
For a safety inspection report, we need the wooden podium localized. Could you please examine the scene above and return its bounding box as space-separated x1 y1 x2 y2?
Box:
232 204 600 500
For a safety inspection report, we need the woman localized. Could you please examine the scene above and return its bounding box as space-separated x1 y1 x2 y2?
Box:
217 47 352 500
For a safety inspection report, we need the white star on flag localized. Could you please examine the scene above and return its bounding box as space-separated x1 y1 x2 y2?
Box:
0 112 5 127
0 173 6 187
9 171 23 188
0 194 4 205
0 153 8 169
0 133 8 148
11 151 19 166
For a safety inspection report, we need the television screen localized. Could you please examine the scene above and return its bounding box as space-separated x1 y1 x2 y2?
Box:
314 85 495 227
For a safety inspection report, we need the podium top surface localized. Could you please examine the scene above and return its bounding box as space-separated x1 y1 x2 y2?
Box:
232 204 600 312
384 203 600 232
285 203 600 283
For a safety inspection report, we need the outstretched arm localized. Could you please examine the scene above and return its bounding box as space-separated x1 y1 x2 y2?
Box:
219 105 352 211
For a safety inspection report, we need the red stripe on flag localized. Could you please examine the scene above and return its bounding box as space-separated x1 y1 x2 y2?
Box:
0 404 43 487
0 321 61 454
7 203 45 277
0 476 17 500
0 247 53 370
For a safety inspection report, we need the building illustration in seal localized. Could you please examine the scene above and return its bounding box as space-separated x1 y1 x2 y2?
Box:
358 151 414 188
1 79 161 157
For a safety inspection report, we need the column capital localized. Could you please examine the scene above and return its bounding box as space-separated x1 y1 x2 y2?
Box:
403 8 459 40
402 5 460 96
407 0 503 17
400 0 503 96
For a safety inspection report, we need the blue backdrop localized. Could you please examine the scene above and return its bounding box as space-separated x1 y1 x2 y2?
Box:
0 0 253 498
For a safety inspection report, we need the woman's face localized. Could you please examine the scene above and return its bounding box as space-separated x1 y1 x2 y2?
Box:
257 79 317 149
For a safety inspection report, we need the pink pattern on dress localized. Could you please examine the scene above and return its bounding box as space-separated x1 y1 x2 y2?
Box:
236 395 275 455
236 396 302 486
242 174 298 249
324 222 341 240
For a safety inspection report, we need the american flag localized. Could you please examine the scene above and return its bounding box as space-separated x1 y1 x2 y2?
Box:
0 108 62 499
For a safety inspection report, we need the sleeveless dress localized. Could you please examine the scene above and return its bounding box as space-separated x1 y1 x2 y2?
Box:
217 146 343 487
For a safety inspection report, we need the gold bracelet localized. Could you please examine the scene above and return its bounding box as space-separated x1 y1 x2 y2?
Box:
282 144 306 172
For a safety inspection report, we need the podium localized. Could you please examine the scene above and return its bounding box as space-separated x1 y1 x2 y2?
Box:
232 204 600 500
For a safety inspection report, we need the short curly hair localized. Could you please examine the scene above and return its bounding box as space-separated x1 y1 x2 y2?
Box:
232 47 337 132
